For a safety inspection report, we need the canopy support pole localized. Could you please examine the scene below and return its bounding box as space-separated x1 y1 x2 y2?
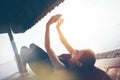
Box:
8 26 25 74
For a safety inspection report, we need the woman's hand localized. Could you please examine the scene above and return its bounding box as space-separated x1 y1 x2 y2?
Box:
56 18 64 29
47 14 62 26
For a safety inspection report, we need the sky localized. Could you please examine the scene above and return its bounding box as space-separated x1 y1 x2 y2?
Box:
0 0 120 63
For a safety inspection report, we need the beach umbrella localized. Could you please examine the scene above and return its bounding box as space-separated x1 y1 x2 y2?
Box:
0 0 64 73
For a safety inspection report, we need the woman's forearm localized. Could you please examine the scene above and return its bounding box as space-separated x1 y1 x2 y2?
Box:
57 28 74 54
45 25 50 50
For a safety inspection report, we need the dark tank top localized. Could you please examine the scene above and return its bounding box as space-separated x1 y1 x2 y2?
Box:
59 54 111 80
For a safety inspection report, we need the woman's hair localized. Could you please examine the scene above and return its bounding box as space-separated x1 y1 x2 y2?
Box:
79 49 96 68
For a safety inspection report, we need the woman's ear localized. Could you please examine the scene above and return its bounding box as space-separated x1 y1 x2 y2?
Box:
76 61 83 67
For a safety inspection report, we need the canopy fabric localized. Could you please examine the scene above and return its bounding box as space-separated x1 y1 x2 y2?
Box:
0 0 64 33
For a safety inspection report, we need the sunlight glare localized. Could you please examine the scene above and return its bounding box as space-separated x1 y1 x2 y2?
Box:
47 0 120 54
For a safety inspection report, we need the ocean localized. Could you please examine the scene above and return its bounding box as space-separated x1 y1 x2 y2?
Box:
0 60 18 80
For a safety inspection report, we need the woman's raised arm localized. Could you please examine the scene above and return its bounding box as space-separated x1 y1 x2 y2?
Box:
45 14 65 71
56 18 74 54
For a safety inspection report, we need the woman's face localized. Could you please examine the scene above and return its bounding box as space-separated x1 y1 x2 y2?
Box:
69 50 84 67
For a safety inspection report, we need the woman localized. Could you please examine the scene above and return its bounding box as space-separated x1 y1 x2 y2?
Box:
45 14 96 70
21 14 111 80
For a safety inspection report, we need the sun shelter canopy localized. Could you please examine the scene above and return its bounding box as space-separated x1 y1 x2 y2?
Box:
0 0 64 33
0 0 64 73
